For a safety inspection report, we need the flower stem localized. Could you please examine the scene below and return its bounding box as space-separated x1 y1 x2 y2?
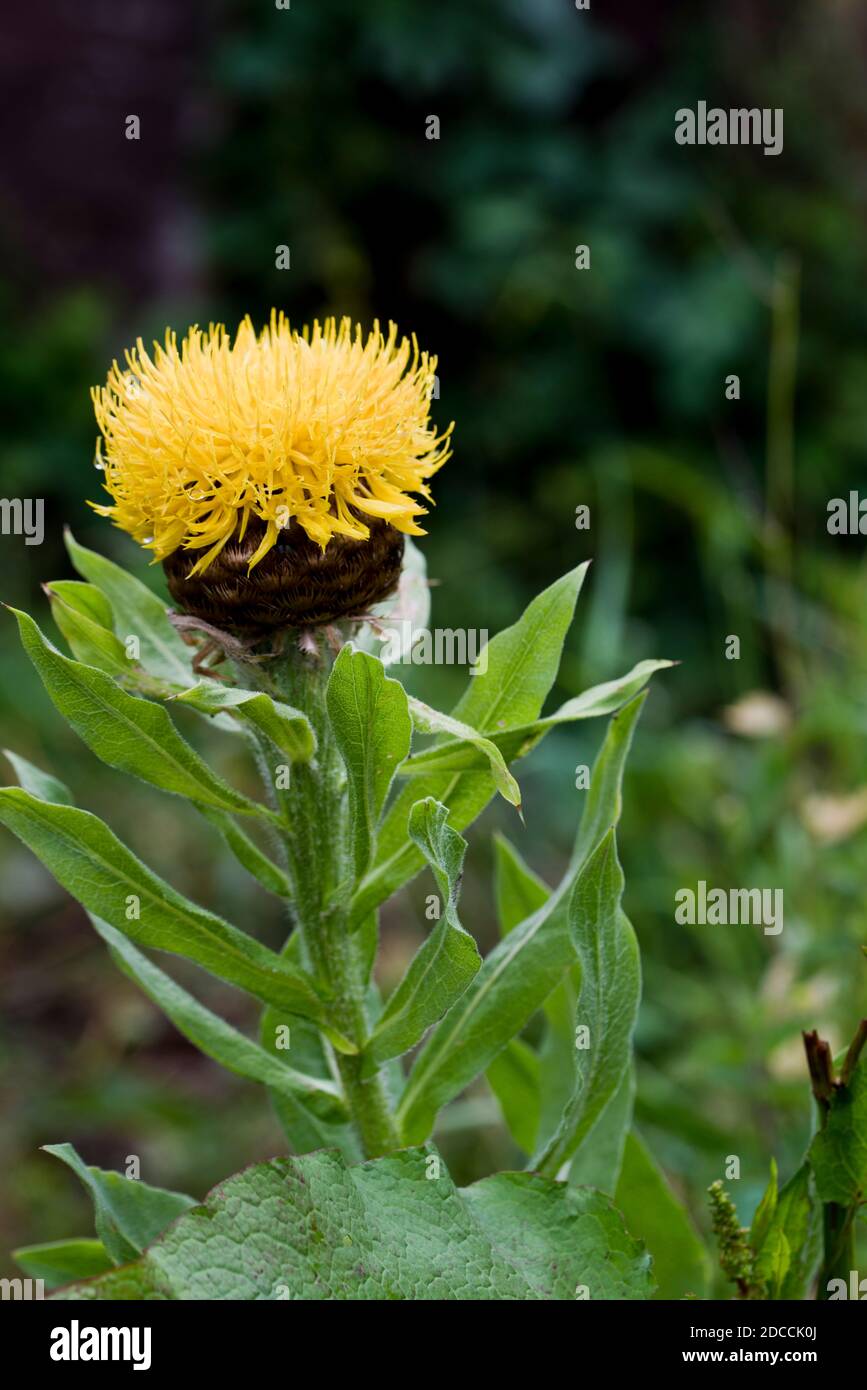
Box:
270 643 399 1157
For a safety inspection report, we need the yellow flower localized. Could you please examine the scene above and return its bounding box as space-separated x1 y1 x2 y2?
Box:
90 313 452 575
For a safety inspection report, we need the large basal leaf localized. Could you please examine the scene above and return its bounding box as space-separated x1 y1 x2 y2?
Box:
10 608 272 821
364 799 480 1071
173 682 316 764
397 693 648 1145
52 1147 653 1300
90 916 346 1118
531 832 640 1177
325 644 412 880
0 789 334 1029
613 1131 711 1300
350 564 590 925
41 1143 196 1266
65 529 194 686
808 1055 867 1207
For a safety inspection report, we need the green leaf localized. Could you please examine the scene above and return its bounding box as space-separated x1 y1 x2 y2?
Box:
365 799 480 1071
52 1147 653 1300
13 1239 113 1290
42 1143 196 1266
752 1163 821 1300
351 564 589 925
326 645 412 879
487 1039 541 1155
613 1131 711 1300
399 659 673 777
750 1158 778 1255
536 691 651 1159
90 916 346 1117
568 1062 635 1193
397 693 648 1145
403 697 521 809
0 789 335 1027
531 832 640 1177
2 749 72 805
65 529 193 685
9 607 271 820
200 808 292 898
173 683 316 764
493 832 550 936
808 1056 867 1206
45 583 140 680
262 1016 363 1163
259 937 364 1163
45 579 115 630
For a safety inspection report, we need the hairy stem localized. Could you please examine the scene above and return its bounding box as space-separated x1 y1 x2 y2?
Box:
271 642 399 1157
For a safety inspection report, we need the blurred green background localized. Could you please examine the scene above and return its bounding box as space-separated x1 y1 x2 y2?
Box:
2 0 866 1288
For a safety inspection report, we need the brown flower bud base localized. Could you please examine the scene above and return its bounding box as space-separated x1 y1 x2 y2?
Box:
163 516 405 637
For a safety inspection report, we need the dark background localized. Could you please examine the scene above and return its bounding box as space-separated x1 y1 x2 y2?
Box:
2 0 866 1286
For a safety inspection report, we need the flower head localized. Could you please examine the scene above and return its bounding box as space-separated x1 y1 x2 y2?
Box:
90 313 451 576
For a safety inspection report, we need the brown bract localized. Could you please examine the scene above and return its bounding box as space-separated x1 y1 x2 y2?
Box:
163 516 405 635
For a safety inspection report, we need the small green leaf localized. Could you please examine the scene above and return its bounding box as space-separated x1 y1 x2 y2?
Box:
65 529 193 685
42 1142 196 1266
44 579 115 630
173 683 316 763
46 583 139 679
326 645 412 879
613 1132 711 1300
493 832 549 936
403 697 521 809
487 1039 541 1155
365 799 480 1070
752 1163 821 1299
90 916 345 1115
750 1158 779 1255
398 694 647 1145
3 749 73 805
352 564 589 925
531 832 640 1177
10 607 271 820
808 1056 867 1206
0 789 334 1026
568 1063 635 1193
399 659 673 777
200 808 292 898
51 1146 653 1300
13 1239 113 1289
